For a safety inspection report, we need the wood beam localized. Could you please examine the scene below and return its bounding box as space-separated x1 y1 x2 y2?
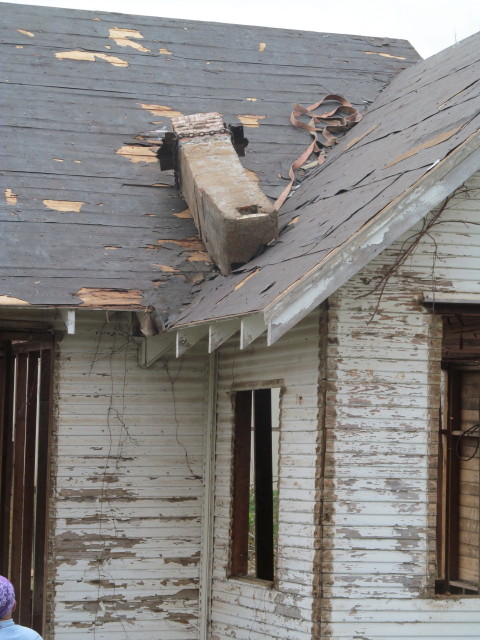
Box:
136 333 175 368
208 320 239 353
240 314 265 349
60 309 75 334
176 325 208 357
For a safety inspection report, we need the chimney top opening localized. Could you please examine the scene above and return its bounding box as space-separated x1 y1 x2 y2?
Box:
237 205 259 216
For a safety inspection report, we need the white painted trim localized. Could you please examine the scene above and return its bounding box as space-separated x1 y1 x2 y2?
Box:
199 352 217 640
265 132 480 345
61 309 76 334
176 325 208 357
240 313 266 349
208 320 239 353
423 291 480 305
136 333 175 368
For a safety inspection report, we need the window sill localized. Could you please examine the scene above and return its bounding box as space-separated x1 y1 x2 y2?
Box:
435 579 479 597
435 593 480 598
228 575 275 589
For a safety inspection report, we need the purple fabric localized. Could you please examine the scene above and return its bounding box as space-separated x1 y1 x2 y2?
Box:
0 576 15 618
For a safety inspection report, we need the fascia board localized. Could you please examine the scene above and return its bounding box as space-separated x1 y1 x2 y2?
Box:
264 130 480 345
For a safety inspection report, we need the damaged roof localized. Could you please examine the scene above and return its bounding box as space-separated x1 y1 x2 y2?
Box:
1 2 418 320
174 30 480 342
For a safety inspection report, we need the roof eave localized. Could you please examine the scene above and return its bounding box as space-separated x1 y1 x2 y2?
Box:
263 129 480 344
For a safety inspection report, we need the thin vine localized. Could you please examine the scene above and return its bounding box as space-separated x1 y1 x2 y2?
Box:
357 185 477 322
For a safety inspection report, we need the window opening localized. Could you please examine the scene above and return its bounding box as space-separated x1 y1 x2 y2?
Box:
231 388 280 581
437 313 480 595
0 335 53 633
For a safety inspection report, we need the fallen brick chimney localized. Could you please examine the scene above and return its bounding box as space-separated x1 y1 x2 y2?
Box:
158 112 277 275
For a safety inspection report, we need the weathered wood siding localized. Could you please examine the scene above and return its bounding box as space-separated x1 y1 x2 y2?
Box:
50 313 206 639
210 310 323 639
325 174 480 637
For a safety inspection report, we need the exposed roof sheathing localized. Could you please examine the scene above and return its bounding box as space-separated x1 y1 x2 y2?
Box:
175 31 480 333
1 2 418 319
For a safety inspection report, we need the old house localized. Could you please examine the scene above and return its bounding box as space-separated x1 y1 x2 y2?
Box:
1 2 480 638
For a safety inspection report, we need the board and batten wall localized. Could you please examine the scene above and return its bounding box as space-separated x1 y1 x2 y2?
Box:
324 175 480 638
50 313 207 639
208 309 325 639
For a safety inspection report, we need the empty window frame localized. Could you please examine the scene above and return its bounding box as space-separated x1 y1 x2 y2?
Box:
0 334 53 633
230 388 280 581
437 313 480 595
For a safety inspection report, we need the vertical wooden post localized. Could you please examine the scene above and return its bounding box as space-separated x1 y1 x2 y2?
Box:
437 370 446 584
33 348 52 635
446 368 461 584
0 346 6 493
11 352 28 617
0 344 15 576
199 353 217 640
478 423 480 595
20 352 39 625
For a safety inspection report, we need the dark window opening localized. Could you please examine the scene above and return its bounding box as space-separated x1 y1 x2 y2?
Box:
0 334 53 633
436 314 480 595
230 388 280 582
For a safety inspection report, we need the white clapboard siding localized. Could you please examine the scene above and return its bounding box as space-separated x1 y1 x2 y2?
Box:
50 313 206 640
209 310 322 639
325 174 480 637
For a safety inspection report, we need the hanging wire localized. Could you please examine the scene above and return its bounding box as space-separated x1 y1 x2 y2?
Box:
456 423 480 461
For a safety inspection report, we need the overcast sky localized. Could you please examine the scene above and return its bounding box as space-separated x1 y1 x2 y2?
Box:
3 0 480 58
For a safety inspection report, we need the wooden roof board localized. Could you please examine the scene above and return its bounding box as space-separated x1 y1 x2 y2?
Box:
1 2 419 316
174 30 480 328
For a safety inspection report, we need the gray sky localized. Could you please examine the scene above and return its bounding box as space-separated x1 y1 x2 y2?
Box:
3 0 480 58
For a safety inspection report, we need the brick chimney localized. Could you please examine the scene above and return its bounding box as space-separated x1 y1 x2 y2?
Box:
161 112 277 275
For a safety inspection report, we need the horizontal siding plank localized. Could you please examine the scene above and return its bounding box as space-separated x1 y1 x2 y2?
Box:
211 310 321 637
51 316 206 636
